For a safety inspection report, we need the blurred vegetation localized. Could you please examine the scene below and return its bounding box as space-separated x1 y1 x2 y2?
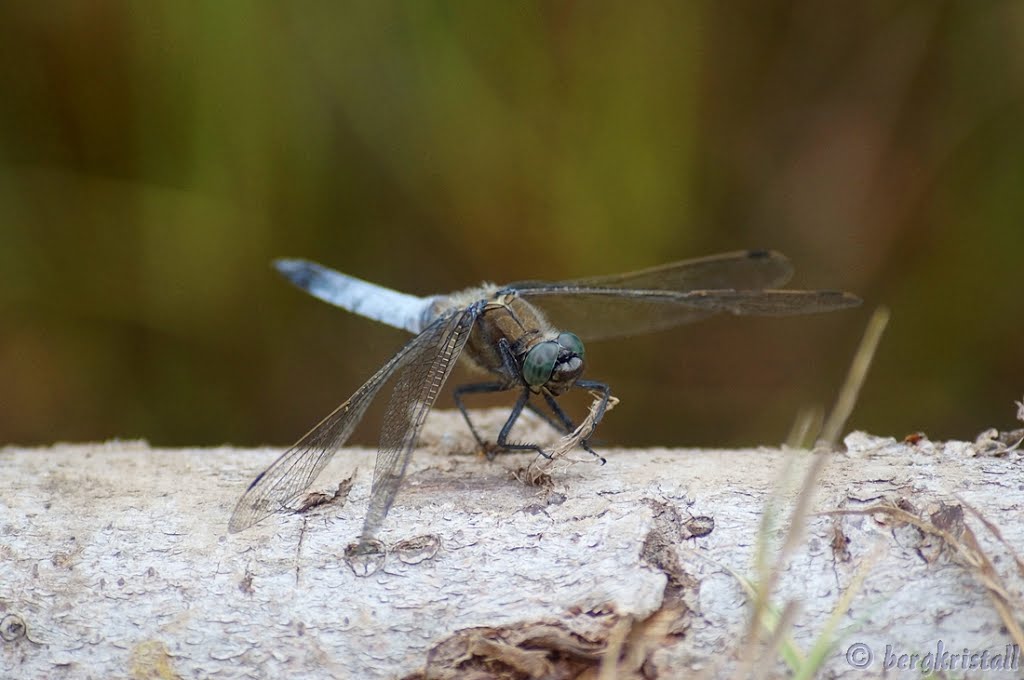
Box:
2 2 1023 449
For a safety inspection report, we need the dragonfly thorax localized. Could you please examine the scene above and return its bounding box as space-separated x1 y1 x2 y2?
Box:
521 331 585 395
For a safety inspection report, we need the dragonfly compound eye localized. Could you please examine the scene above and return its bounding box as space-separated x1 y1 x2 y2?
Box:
557 332 584 359
522 341 560 387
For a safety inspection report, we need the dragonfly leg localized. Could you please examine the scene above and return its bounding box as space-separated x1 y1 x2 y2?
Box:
495 387 550 459
537 392 574 432
452 381 516 455
496 337 523 381
525 399 573 436
574 379 611 429
573 379 612 464
535 392 604 462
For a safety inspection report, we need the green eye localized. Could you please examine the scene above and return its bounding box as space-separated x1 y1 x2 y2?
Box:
522 341 559 386
557 332 584 359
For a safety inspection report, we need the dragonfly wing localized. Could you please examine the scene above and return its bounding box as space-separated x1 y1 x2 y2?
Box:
512 291 716 340
359 304 479 542
516 286 860 341
227 309 469 533
512 249 794 293
510 250 799 340
670 288 862 314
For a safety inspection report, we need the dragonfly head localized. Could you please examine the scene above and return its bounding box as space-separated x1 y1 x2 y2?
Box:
521 331 585 396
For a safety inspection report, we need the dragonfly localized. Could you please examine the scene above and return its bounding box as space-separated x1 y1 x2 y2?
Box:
228 249 860 545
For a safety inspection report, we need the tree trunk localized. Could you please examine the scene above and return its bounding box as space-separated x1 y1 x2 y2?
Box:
2 410 1022 679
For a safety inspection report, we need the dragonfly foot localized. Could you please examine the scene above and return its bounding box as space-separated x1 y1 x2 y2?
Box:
481 441 503 461
577 438 606 465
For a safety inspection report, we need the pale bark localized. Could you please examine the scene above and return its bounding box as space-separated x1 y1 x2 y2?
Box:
2 410 1022 679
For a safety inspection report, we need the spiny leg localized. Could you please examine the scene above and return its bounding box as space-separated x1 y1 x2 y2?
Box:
453 381 610 463
452 381 515 455
455 381 581 448
536 391 602 461
476 336 550 458
572 379 612 464
494 387 549 459
575 379 611 429
525 400 574 436
537 392 574 432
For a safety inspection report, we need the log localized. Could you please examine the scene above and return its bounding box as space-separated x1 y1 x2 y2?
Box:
2 409 1023 678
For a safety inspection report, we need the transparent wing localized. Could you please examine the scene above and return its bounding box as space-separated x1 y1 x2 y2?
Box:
359 304 478 541
505 250 856 342
515 286 860 341
509 250 798 341
227 308 474 533
512 250 794 294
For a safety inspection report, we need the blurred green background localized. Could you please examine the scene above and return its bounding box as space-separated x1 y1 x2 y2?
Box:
2 2 1023 449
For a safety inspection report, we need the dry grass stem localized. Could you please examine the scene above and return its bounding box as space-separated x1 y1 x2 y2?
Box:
819 306 889 447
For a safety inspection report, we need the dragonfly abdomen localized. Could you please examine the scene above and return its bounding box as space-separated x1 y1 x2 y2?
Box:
274 258 434 334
